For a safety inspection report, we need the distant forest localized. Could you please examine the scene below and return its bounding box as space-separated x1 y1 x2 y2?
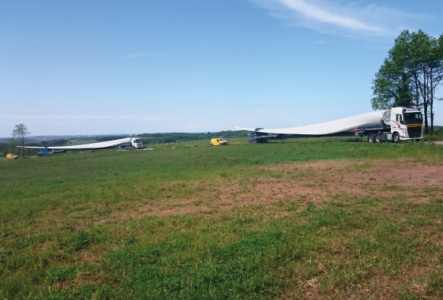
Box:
1 131 248 156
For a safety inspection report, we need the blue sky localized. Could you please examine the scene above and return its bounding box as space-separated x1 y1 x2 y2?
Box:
1 0 443 136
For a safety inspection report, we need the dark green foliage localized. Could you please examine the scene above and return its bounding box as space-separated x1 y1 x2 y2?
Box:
372 61 414 109
46 265 78 283
125 236 137 245
70 231 91 251
427 269 443 296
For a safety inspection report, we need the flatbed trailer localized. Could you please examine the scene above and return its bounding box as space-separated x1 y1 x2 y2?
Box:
37 149 66 156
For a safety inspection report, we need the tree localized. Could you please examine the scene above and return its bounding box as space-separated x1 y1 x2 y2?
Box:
11 123 30 158
372 30 443 133
371 59 414 110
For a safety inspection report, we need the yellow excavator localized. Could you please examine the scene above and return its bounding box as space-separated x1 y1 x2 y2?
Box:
6 153 19 160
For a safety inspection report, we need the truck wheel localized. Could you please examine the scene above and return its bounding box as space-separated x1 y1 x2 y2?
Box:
368 134 376 143
392 132 400 143
375 133 383 143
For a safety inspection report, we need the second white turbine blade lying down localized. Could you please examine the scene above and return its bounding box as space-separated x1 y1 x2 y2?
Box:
18 138 135 150
235 111 384 135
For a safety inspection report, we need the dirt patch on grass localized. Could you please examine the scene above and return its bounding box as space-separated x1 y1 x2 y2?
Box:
156 205 210 217
216 159 443 208
70 270 102 288
35 240 57 255
79 250 104 265
282 264 437 300
97 158 443 221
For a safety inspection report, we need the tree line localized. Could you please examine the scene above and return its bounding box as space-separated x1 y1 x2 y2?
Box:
372 30 443 133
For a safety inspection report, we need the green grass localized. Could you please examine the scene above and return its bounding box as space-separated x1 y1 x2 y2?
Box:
1 141 443 299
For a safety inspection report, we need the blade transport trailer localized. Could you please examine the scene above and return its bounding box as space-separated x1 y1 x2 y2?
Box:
17 137 144 156
356 107 423 143
37 149 66 156
236 106 423 143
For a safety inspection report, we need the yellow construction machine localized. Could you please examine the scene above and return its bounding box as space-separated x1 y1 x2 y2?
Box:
6 153 19 160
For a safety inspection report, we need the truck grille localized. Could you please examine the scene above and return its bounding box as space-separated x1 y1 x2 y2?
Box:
408 127 422 138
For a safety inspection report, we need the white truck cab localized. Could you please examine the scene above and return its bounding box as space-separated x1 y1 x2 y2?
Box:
384 107 423 142
359 106 423 143
121 137 144 150
132 138 144 149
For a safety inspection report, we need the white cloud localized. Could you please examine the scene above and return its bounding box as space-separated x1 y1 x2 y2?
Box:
250 0 422 37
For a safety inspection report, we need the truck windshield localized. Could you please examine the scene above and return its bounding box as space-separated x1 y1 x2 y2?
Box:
404 113 423 124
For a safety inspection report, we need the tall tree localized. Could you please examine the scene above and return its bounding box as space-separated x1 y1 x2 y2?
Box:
429 35 443 133
388 31 421 108
11 123 30 158
372 30 443 133
411 31 443 133
371 59 414 110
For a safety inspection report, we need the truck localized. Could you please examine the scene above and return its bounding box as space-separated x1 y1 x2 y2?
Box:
211 137 228 146
117 138 144 150
356 106 423 143
238 106 424 144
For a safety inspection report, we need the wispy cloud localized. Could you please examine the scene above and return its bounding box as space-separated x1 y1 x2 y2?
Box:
249 0 423 37
124 52 179 58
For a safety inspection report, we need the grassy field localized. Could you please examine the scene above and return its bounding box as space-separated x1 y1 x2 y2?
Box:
1 141 443 299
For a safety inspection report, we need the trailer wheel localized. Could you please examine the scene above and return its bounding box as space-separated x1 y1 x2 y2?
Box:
368 133 376 143
375 133 383 143
392 132 400 143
